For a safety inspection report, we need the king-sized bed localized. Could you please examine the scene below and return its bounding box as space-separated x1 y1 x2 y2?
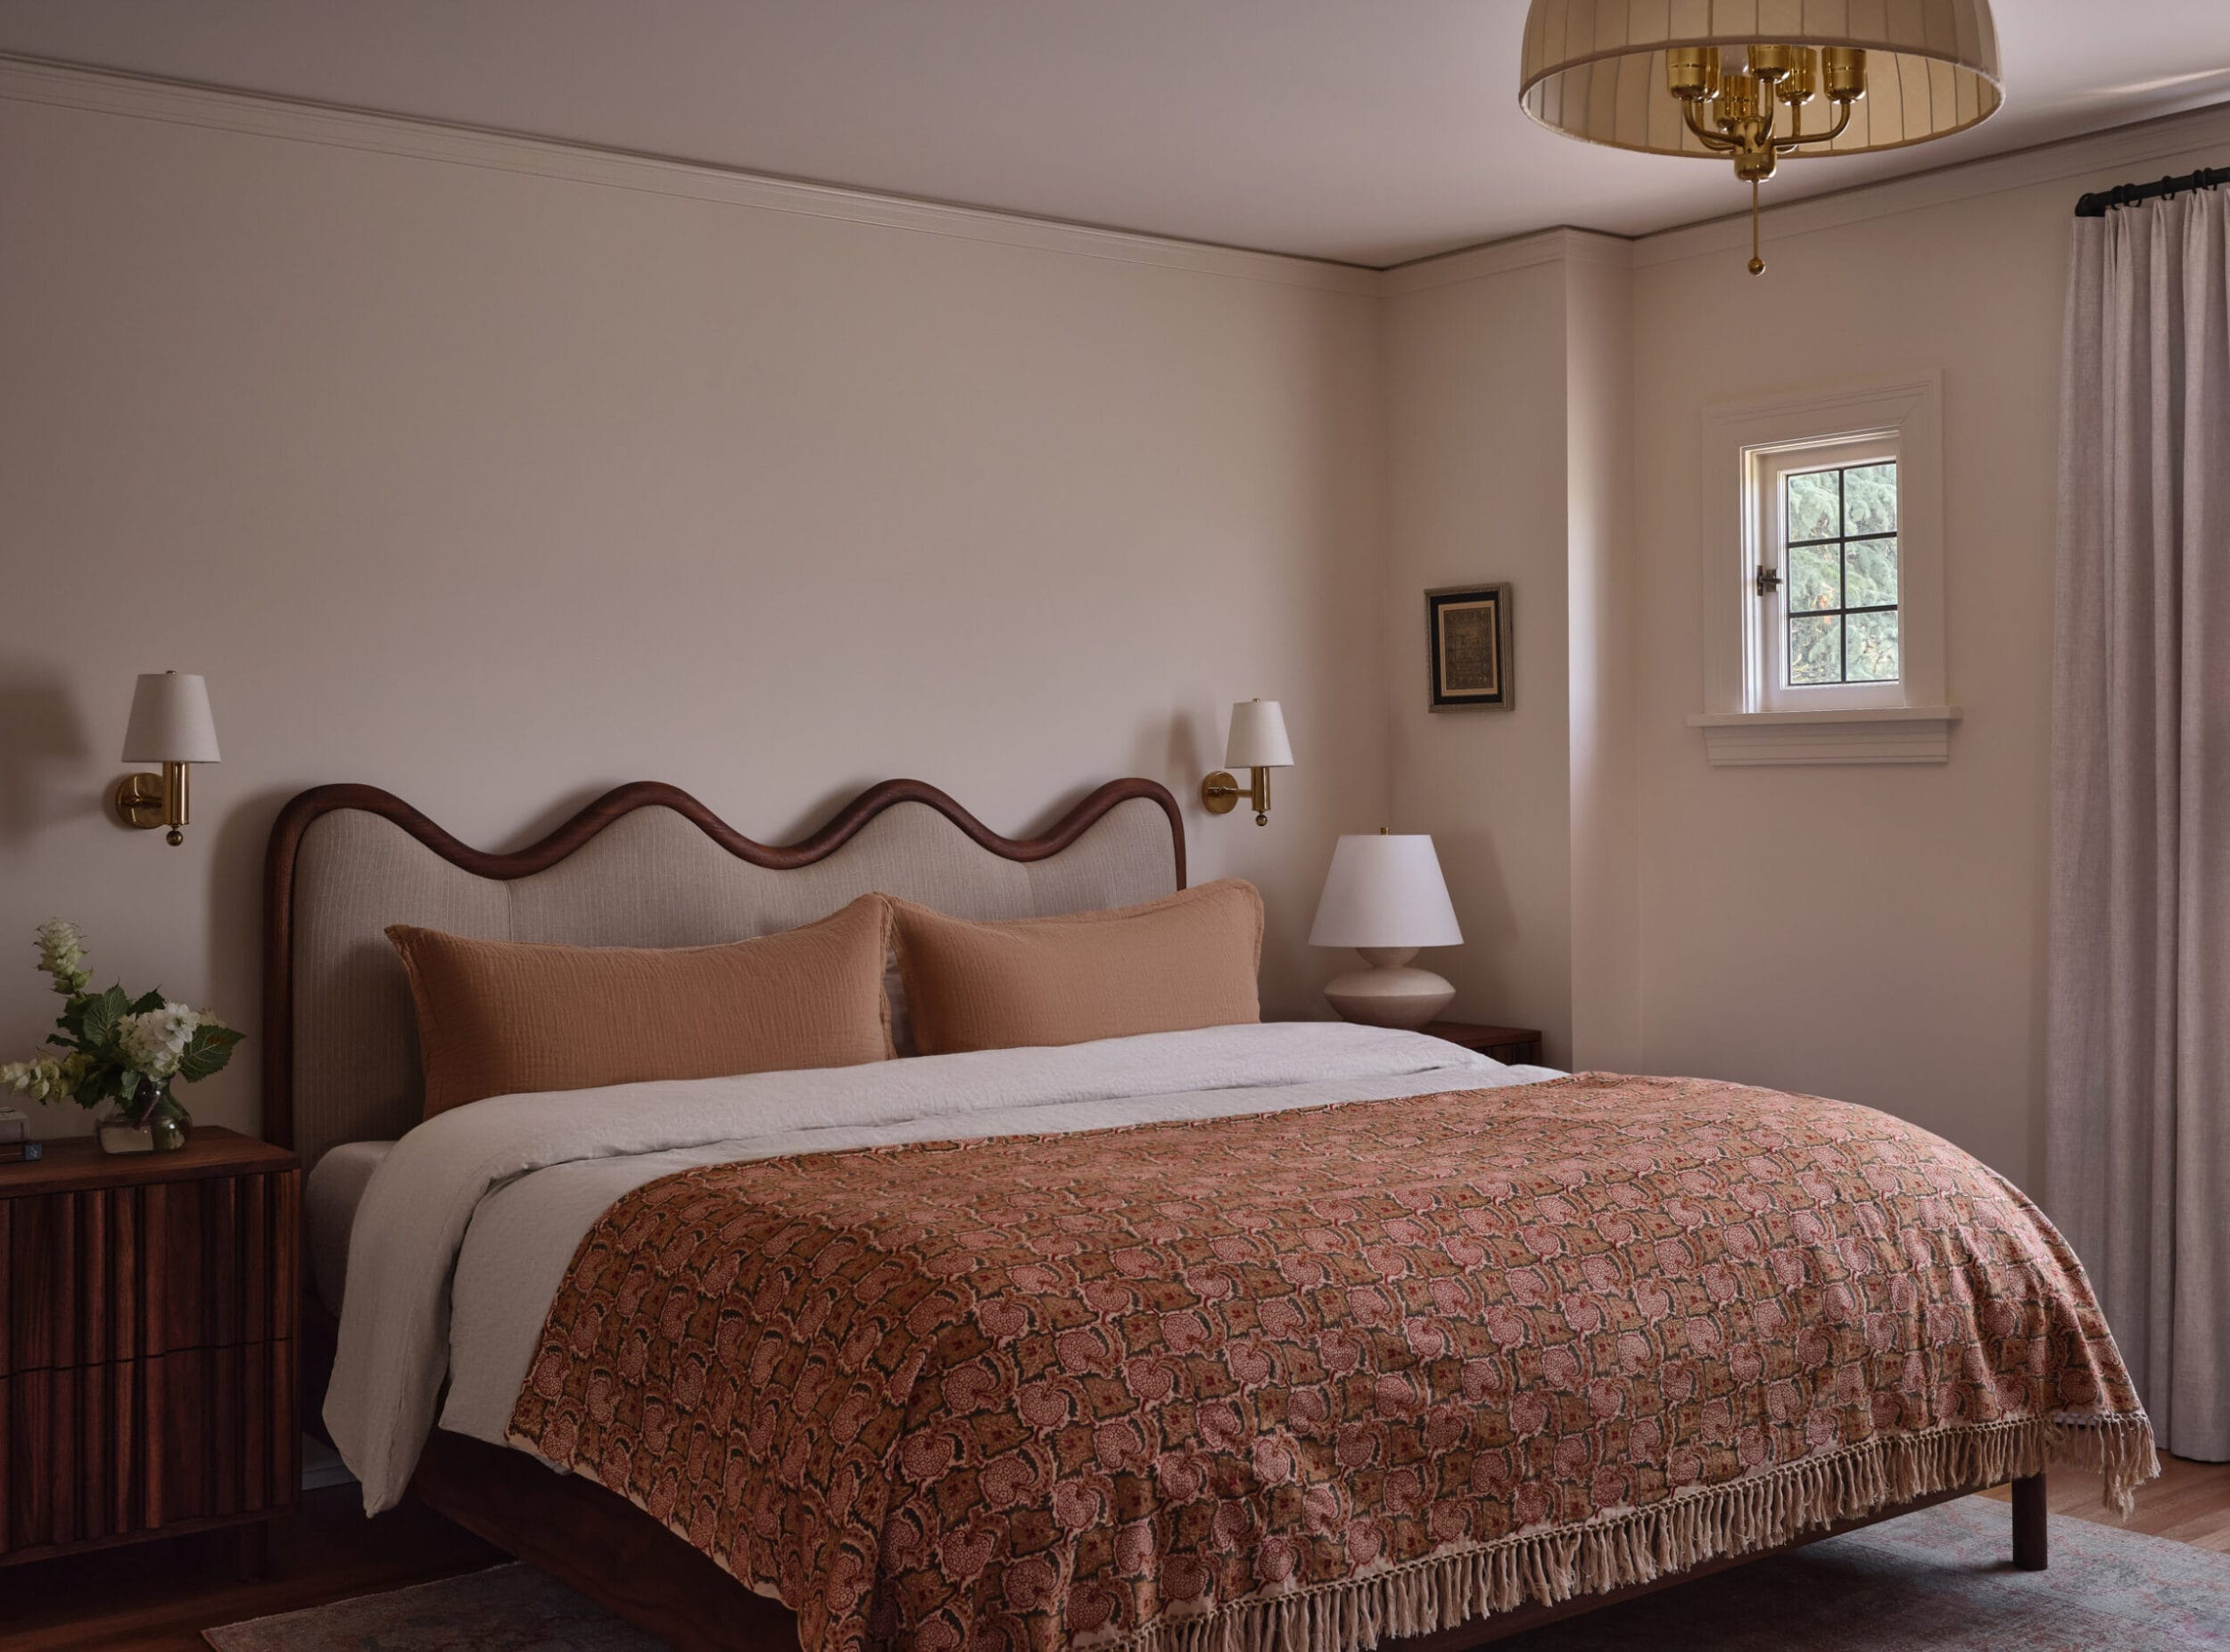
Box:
269 777 2155 1651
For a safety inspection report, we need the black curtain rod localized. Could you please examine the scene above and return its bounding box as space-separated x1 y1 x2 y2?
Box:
2075 165 2230 218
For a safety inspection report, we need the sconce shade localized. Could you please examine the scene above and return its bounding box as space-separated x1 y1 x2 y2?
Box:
1519 0 2002 160
121 673 221 764
1224 699 1294 769
1309 834 1463 951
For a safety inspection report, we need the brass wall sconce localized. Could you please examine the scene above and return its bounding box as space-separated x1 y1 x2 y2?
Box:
1200 698 1293 827
112 672 221 846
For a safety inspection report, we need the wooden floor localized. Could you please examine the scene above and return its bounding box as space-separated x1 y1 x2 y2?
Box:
1979 1449 2230 1553
4 1458 2226 1650
0 1487 506 1652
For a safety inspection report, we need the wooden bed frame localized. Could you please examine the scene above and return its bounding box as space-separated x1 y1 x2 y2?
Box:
266 777 2045 1652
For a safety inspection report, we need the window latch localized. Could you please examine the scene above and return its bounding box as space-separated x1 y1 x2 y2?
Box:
1755 564 1782 598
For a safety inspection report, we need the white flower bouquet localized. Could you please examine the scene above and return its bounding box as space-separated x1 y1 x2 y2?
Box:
1 920 241 1151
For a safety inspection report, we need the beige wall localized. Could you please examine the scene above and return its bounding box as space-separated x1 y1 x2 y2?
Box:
1378 243 1637 1074
1381 258 1577 1062
7 66 2222 1185
0 93 1390 1138
1561 254 1639 1074
1627 135 2230 1190
1376 126 2230 1185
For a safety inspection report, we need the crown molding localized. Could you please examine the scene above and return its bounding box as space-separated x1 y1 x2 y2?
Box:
1377 227 1634 296
1632 101 2230 268
0 54 1382 296
6 51 2226 299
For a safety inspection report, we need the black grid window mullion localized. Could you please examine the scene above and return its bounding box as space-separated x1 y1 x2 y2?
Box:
1785 464 1896 689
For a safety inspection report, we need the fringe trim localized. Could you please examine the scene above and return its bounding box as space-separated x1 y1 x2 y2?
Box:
1104 1412 2159 1652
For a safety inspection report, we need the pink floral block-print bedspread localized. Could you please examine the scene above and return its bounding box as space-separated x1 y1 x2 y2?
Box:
507 1074 2153 1652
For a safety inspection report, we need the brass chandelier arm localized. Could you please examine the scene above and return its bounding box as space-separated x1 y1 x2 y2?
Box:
1679 101 1741 152
1772 97 1856 154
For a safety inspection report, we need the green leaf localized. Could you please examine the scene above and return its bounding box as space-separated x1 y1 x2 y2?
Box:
78 987 126 1052
117 1069 141 1105
176 1024 243 1085
128 987 165 1015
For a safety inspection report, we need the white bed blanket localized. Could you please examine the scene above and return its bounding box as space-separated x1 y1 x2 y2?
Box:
327 1020 1558 1513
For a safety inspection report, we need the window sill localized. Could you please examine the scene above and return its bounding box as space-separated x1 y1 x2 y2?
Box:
1687 706 1962 767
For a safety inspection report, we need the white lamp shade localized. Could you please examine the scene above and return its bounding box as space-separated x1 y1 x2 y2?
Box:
1224 699 1293 769
1309 834 1462 950
121 673 221 764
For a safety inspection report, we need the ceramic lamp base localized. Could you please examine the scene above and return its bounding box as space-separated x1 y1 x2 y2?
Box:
1322 947 1456 1030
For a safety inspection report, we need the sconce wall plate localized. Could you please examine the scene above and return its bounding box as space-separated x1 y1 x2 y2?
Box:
1200 767 1274 826
114 764 191 846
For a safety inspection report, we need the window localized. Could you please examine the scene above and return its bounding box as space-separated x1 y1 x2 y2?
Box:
1754 437 1903 713
1691 376 1955 765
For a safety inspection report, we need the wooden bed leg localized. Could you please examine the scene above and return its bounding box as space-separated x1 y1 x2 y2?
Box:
231 1518 272 1582
2011 1472 2048 1571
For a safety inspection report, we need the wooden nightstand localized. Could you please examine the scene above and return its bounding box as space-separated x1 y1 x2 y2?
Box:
0 1127 299 1574
1422 1021 1545 1066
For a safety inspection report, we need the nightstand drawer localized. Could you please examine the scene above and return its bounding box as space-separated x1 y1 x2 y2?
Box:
1 1172 299 1376
3 1342 298 1559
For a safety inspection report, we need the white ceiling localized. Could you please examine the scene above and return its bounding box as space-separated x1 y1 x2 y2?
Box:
4 1 2228 267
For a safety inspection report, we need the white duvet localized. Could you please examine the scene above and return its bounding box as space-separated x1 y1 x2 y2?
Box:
327 1020 1560 1514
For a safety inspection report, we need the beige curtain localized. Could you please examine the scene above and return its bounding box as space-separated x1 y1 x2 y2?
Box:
2048 185 2230 1463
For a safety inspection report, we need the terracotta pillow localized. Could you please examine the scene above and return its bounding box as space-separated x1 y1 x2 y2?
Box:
891 880 1263 1055
388 894 894 1119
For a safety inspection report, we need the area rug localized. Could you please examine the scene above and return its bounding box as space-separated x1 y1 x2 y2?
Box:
1497 1494 2230 1650
202 1560 665 1650
203 1496 2230 1651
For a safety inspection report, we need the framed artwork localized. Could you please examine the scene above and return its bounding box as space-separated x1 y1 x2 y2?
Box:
1426 583 1513 711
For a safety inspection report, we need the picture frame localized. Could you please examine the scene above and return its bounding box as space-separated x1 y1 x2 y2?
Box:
1425 583 1513 711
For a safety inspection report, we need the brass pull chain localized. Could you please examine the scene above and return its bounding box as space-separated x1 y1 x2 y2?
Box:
1748 179 1765 277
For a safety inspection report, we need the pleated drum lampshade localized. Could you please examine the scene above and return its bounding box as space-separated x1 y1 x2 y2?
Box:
1519 0 2003 161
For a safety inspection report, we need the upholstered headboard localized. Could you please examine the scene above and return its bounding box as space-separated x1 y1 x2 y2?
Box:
261 779 1185 1170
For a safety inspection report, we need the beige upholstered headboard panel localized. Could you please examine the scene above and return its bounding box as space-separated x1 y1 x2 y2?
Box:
263 780 1184 1171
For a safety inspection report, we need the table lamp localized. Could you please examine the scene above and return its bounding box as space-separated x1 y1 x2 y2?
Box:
1308 830 1462 1028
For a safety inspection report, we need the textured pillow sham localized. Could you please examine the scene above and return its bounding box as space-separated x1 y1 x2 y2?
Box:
890 879 1263 1055
388 893 894 1119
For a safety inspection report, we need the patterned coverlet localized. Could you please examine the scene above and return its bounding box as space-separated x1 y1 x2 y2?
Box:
508 1075 2155 1652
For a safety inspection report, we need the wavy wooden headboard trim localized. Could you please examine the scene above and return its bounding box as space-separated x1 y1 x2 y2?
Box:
258 777 1185 1151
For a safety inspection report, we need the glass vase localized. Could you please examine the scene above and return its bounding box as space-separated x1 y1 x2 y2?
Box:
95 1092 191 1154
148 1094 191 1152
95 1106 154 1154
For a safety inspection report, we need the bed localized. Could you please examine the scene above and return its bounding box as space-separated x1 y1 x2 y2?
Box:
266 777 2153 1651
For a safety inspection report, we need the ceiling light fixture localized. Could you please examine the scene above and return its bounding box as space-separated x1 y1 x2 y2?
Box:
1518 2 2003 274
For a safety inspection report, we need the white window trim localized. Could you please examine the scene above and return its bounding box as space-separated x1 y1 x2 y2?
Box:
1689 373 1959 766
